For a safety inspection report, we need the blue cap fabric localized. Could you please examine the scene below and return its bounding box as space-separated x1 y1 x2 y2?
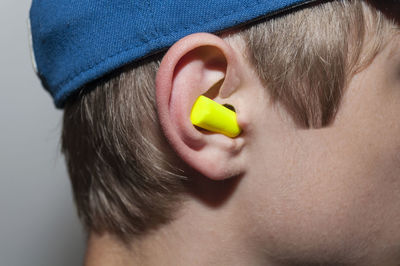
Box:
29 0 315 108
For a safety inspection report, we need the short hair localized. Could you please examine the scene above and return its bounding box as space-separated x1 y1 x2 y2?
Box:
61 0 397 242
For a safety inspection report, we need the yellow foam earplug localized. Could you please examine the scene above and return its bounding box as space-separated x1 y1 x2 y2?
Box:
190 95 241 138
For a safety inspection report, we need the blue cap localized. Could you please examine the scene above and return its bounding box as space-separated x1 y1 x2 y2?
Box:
29 0 315 108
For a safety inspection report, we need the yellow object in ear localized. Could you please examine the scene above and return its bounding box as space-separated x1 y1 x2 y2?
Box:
190 95 241 138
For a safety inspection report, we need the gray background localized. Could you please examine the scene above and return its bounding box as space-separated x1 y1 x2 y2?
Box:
0 1 86 265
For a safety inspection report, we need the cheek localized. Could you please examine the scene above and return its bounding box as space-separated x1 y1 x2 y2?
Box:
245 126 400 263
329 128 400 260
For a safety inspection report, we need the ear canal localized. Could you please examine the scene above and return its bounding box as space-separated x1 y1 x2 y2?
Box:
222 104 235 112
190 95 241 138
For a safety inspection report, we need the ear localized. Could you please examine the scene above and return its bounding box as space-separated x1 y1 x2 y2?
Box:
156 32 249 180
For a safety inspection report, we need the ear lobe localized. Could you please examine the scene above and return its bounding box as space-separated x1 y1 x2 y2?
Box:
155 33 246 180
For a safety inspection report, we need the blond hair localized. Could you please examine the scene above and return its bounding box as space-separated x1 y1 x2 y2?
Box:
62 0 397 241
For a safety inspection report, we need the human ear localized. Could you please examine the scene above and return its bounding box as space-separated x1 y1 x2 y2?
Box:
156 33 248 180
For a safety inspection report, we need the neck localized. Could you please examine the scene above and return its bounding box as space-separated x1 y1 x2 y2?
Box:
84 177 272 266
83 190 400 266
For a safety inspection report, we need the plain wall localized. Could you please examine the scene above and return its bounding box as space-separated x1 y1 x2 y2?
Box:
0 1 86 265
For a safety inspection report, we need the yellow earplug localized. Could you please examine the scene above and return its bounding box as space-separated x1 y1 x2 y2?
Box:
190 95 241 138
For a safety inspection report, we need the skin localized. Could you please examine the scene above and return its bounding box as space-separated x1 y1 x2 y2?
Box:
241 32 400 265
85 23 400 266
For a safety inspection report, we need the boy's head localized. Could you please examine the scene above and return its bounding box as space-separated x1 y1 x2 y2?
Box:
31 0 400 264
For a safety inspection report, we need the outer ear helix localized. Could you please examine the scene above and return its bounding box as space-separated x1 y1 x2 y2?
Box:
190 95 242 138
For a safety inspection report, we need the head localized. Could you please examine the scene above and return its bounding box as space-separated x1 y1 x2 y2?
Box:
32 0 400 264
